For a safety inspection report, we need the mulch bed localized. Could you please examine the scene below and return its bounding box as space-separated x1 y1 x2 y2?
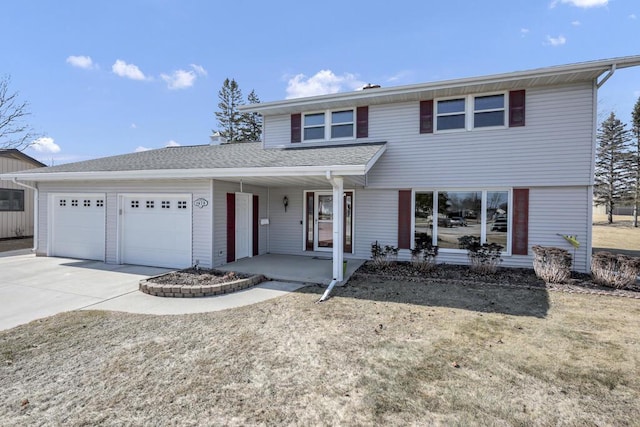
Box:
353 261 640 299
148 268 252 287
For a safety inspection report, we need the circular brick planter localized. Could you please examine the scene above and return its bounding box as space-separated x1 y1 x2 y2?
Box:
140 273 266 298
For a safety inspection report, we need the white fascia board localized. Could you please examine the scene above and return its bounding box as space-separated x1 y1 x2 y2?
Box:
0 164 369 182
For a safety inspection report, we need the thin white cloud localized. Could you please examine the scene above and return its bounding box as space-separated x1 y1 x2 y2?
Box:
66 55 95 70
161 69 197 90
386 70 412 83
30 137 61 153
550 0 608 8
571 20 581 26
165 140 180 147
134 146 151 152
520 28 530 37
285 70 365 99
545 34 567 46
112 59 146 81
190 64 207 76
630 13 637 19
130 123 137 129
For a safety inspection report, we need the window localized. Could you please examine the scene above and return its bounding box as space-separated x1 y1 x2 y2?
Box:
474 95 505 128
413 190 511 252
303 109 355 141
303 113 325 140
435 93 506 132
331 110 354 138
436 98 466 131
0 189 24 211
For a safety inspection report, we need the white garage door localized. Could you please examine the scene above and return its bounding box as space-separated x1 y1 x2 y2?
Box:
51 194 106 261
120 194 192 268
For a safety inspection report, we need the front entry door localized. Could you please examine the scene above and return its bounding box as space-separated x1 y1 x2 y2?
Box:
310 191 353 252
235 192 251 260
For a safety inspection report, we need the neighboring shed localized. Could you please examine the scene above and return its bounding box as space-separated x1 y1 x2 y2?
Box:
0 149 45 239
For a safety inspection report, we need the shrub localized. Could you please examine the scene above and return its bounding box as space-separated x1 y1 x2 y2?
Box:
371 241 398 267
532 245 572 284
458 235 503 274
591 252 640 289
411 241 439 272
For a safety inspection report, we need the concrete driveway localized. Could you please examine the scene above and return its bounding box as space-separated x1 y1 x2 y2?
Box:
0 253 306 331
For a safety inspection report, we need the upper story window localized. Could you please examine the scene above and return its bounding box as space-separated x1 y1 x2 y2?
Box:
0 189 24 212
304 113 325 140
474 94 505 128
302 109 354 141
436 98 466 131
432 93 508 133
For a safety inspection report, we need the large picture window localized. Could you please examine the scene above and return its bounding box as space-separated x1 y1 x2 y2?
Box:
0 189 25 211
414 189 510 252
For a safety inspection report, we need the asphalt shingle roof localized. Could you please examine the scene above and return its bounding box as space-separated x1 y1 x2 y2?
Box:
22 142 386 174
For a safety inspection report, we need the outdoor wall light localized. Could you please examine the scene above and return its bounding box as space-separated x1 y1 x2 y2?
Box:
283 196 289 212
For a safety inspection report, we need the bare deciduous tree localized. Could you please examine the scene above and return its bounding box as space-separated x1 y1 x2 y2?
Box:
0 75 38 150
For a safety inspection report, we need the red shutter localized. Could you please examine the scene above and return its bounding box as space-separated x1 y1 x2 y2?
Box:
343 191 353 253
305 192 314 250
419 100 434 134
226 193 235 263
291 113 302 143
509 90 526 127
398 190 412 249
512 188 529 255
356 106 369 138
253 195 259 256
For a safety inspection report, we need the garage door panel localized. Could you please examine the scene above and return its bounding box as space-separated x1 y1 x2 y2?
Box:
51 195 106 261
121 195 192 269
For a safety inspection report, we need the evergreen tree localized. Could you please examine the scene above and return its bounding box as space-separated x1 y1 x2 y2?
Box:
214 78 244 142
594 112 633 224
239 89 262 142
631 96 640 227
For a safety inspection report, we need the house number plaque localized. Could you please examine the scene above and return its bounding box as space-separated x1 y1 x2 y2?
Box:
193 198 209 208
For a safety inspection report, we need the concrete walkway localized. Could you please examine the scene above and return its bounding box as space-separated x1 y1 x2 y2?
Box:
0 254 306 331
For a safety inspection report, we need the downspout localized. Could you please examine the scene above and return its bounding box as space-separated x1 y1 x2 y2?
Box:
596 64 616 89
12 178 38 253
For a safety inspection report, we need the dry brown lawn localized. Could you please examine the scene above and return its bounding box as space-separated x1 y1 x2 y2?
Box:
1 278 639 426
592 214 640 256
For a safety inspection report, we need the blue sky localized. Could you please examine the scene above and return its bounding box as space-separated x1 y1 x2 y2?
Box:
1 0 639 165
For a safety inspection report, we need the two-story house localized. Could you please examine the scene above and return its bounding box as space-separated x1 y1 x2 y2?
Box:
2 56 639 280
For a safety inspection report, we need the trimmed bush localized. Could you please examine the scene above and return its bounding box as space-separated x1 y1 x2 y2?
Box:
532 245 572 284
371 241 398 267
411 241 439 272
591 252 640 289
458 235 503 274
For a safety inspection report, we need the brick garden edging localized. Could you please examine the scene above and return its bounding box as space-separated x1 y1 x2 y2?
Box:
140 273 266 298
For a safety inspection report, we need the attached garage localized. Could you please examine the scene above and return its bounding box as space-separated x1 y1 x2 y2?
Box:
119 194 192 269
50 194 106 261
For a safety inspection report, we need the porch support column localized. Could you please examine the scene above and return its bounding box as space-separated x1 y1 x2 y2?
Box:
328 174 344 281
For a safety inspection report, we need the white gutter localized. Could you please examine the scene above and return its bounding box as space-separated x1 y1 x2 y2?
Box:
0 164 371 182
318 171 344 302
12 178 38 253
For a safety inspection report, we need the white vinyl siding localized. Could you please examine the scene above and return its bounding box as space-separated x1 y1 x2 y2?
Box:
262 115 291 148
37 180 212 268
212 180 268 267
366 83 595 188
0 156 38 239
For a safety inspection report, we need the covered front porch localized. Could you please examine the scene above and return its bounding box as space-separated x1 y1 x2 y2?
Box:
217 253 366 285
